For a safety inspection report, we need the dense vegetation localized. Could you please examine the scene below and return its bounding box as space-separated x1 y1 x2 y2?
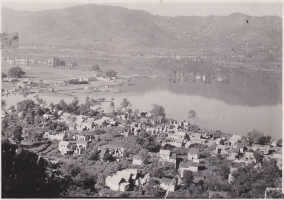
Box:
1 98 282 198
8 66 25 78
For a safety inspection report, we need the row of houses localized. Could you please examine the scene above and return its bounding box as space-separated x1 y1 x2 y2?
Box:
41 104 282 170
2 56 77 67
58 140 88 155
105 168 178 193
105 169 140 192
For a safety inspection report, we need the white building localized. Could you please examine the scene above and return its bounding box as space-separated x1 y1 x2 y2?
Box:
58 141 71 155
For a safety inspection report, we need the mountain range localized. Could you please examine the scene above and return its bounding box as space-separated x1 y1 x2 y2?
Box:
2 4 282 55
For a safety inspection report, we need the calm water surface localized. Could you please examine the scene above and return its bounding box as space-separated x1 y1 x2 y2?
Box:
3 71 282 138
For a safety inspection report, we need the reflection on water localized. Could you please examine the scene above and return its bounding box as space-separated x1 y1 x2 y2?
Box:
2 69 282 138
126 70 282 107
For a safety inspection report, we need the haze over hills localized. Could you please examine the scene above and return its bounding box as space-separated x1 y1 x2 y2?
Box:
2 4 282 59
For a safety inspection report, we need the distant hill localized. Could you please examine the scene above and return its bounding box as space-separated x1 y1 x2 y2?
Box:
2 4 282 56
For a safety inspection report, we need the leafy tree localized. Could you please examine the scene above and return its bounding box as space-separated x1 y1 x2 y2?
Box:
188 110 196 118
258 135 271 145
183 170 194 188
247 130 263 145
144 178 166 198
67 163 81 177
53 58 65 67
58 99 68 112
266 189 283 198
151 104 165 118
24 110 35 124
120 98 131 109
60 60 65 66
219 164 230 179
8 66 25 78
7 125 23 144
136 131 156 151
276 138 282 147
151 168 164 178
95 174 105 191
76 171 97 190
2 71 7 79
138 149 150 163
230 160 281 198
2 141 55 198
17 99 35 117
67 97 80 114
2 99 7 110
92 64 101 72
133 109 140 120
35 105 45 116
105 70 117 78
2 118 10 133
123 149 130 158
89 150 100 161
103 148 113 162
253 151 264 163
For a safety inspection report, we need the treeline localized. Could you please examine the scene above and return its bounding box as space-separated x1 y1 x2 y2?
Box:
2 140 65 198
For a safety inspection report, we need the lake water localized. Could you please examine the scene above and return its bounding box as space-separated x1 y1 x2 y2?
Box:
98 90 282 139
2 71 282 139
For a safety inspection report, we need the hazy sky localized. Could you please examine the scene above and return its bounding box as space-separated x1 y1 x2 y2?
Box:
2 1 282 17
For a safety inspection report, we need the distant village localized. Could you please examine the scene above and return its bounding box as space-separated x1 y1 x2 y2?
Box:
1 56 122 97
2 56 76 67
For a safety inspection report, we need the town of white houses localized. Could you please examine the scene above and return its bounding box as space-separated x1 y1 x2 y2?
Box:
1 2 283 199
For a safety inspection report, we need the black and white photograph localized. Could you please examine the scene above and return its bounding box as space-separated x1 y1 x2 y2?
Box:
1 0 283 198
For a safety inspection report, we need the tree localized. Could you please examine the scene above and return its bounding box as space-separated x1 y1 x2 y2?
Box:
2 71 7 79
136 131 156 151
266 189 283 198
92 64 100 72
8 66 25 78
89 150 100 161
139 149 150 163
24 110 35 124
60 60 65 66
103 148 113 162
183 170 194 188
7 125 23 144
58 99 68 112
17 99 36 117
2 140 55 198
67 163 81 177
219 164 230 179
110 102 115 108
188 110 196 118
133 109 140 120
144 178 166 198
152 168 164 179
230 160 281 198
2 99 7 110
120 98 131 109
151 104 165 118
95 174 105 191
253 151 264 163
276 138 282 147
247 130 263 145
258 135 271 145
105 70 117 78
53 58 66 67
